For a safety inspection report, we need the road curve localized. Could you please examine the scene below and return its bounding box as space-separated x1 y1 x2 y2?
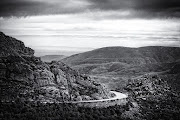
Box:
70 91 128 103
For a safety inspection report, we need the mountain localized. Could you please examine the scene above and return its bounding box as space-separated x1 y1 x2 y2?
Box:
0 32 111 103
62 46 180 90
40 55 66 62
62 46 180 66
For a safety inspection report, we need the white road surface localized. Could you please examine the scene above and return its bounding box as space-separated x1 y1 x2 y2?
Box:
70 91 128 103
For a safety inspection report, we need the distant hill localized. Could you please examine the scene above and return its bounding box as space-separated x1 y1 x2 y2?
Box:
40 55 66 62
62 46 180 90
62 46 180 76
62 46 180 66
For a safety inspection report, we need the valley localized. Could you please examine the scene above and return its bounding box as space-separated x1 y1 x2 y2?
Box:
60 45 180 119
61 46 180 92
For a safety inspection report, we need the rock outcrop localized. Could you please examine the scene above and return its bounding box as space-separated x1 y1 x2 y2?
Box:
0 32 34 57
0 32 111 103
125 74 171 100
123 74 180 120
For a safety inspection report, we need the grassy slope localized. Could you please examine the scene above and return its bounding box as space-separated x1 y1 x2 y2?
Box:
62 46 180 66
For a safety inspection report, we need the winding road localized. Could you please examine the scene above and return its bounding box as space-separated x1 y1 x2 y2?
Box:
43 91 127 104
70 91 128 103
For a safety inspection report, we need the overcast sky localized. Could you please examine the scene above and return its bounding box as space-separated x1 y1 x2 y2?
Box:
0 0 180 56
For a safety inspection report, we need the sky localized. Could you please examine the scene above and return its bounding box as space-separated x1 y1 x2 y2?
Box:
0 0 180 56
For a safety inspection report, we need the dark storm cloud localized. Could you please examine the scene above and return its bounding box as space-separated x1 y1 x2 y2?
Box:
0 0 180 18
88 0 180 10
0 0 45 16
88 0 180 18
0 0 89 17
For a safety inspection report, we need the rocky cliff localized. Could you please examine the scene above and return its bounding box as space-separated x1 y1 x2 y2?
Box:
0 32 110 103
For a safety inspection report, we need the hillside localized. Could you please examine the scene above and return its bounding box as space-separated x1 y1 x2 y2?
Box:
62 46 180 90
62 46 180 66
0 32 111 103
40 55 66 62
123 74 180 120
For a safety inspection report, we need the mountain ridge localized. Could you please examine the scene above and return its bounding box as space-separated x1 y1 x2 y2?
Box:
62 46 180 66
61 45 180 91
41 55 66 62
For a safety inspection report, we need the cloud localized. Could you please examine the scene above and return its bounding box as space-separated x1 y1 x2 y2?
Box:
88 0 180 10
0 0 91 17
1 14 180 56
0 0 180 18
87 0 180 18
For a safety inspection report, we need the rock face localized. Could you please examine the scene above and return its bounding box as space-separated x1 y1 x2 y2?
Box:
0 32 110 103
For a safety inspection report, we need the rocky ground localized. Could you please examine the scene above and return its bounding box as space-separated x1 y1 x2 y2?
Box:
122 74 180 120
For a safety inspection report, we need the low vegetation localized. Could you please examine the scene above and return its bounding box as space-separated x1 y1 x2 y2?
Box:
1 101 130 120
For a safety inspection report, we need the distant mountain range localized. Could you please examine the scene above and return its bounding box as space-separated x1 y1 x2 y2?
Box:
62 46 180 91
62 46 180 66
40 55 66 62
